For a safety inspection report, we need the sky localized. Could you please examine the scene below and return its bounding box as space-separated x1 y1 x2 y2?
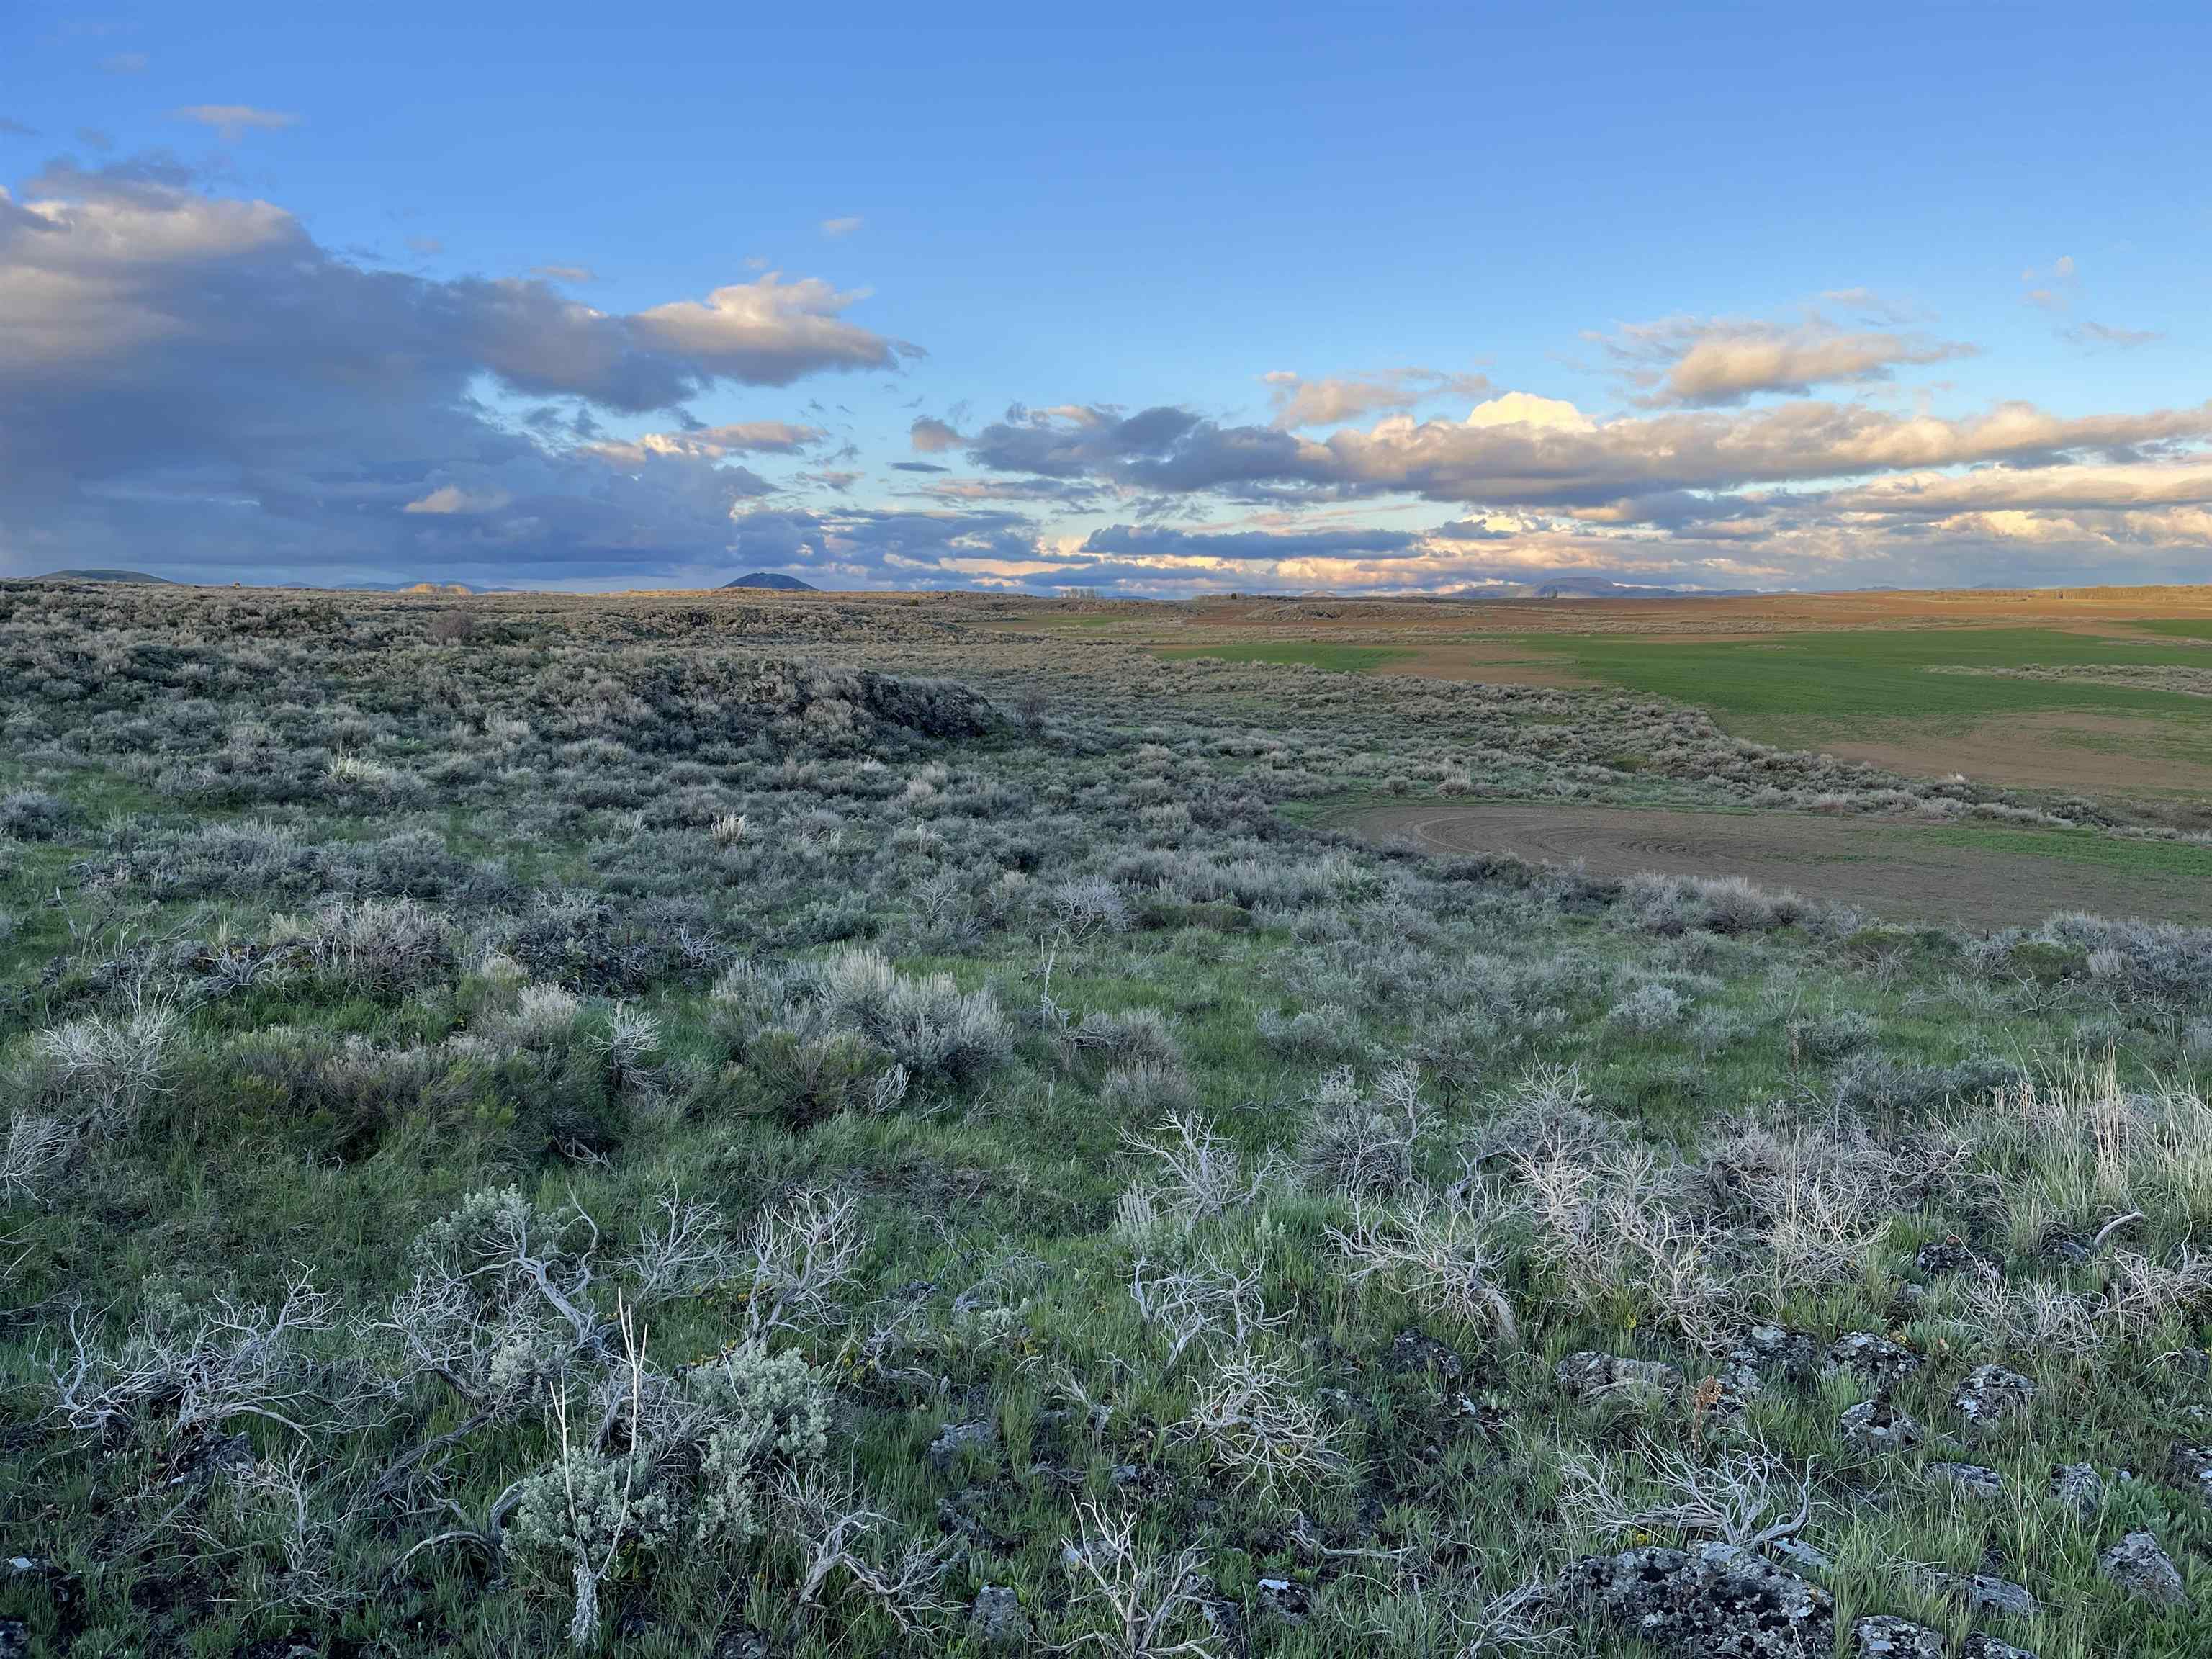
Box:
3 3 2209 596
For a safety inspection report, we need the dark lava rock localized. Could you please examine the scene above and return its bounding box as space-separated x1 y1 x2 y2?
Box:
969 1586 1031 1649
928 1417 999 1467
1557 1541 1833 1657
1725 1325 1820 1390
1955 1364 2038 1427
1962 1637 2039 1659
2167 1442 2212 1504
1840 1400 1923 1452
2049 1462 2103 1519
1390 1327 1465 1382
1557 1351 1682 1398
1256 1575 1311 1625
1925 1462 2003 1498
2099 1531 2186 1608
1826 1334 1922 1394
1913 1236 1979 1276
1851 1615 1946 1657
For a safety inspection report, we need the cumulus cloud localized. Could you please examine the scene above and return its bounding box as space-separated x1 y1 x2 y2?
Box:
909 415 966 452
584 421 824 467
172 105 300 140
403 485 512 515
963 392 2212 510
1262 366 1491 428
0 158 905 583
1595 312 1976 405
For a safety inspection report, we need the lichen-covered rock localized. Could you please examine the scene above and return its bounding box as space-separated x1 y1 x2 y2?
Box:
1255 1575 1310 1625
928 1417 999 1467
1557 1351 1682 1398
1955 1364 2038 1426
2168 1443 2212 1504
2099 1530 2186 1607
968 1586 1030 1649
1557 1541 1833 1657
1840 1400 1923 1452
1962 1636 2038 1659
2049 1462 2103 1519
1826 1334 1922 1394
1935 1570 2036 1619
1852 1615 1946 1657
1925 1461 2002 1498
1725 1325 1819 1390
1913 1236 1979 1276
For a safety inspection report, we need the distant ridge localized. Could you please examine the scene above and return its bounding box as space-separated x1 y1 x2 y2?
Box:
724 571 819 591
33 568 175 585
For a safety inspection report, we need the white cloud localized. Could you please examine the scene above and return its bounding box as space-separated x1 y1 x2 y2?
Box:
1462 392 1596 433
1264 367 1491 428
1596 311 1975 405
403 485 511 515
819 215 863 238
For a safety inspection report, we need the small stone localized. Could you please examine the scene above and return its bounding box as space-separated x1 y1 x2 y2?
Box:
1390 1328 1464 1381
0 1622 25 1659
1827 1333 1923 1393
1958 1573 2038 1619
1962 1637 2040 1659
1255 1575 1310 1624
1726 1323 1820 1390
968 1586 1031 1650
1925 1461 2003 1498
2167 1443 2212 1503
1914 1236 1979 1276
1956 1364 2038 1427
1555 1351 1682 1398
928 1417 999 1467
1841 1399 1923 1452
1110 1462 1141 1485
2100 1530 2186 1608
1853 1614 1947 1656
2049 1462 2103 1519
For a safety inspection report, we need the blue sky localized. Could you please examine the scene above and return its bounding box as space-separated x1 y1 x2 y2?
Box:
3 2 2208 593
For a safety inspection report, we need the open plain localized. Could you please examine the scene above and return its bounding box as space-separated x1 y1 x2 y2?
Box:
5 578 2212 1658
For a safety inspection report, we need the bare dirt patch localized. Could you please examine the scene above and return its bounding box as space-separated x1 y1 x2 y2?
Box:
1823 711 2212 798
1334 801 2212 930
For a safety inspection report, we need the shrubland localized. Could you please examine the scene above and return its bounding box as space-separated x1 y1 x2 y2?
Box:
1 582 2210 1656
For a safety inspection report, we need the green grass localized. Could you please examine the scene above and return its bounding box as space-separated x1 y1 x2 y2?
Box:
1155 642 1416 674
1509 627 2212 737
1491 626 2212 783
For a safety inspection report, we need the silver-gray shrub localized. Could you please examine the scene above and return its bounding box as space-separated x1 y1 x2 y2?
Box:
1300 1061 1434 1200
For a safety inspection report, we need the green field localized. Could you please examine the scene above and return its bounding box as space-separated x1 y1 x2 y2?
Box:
1509 628 2208 736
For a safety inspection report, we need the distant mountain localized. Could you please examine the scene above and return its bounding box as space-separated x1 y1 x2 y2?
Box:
33 568 175 584
724 571 819 591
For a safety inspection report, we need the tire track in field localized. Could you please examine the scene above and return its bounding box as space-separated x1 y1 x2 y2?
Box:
1334 801 2212 930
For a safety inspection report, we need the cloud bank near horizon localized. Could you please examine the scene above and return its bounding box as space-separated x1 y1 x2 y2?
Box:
1 157 2206 596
